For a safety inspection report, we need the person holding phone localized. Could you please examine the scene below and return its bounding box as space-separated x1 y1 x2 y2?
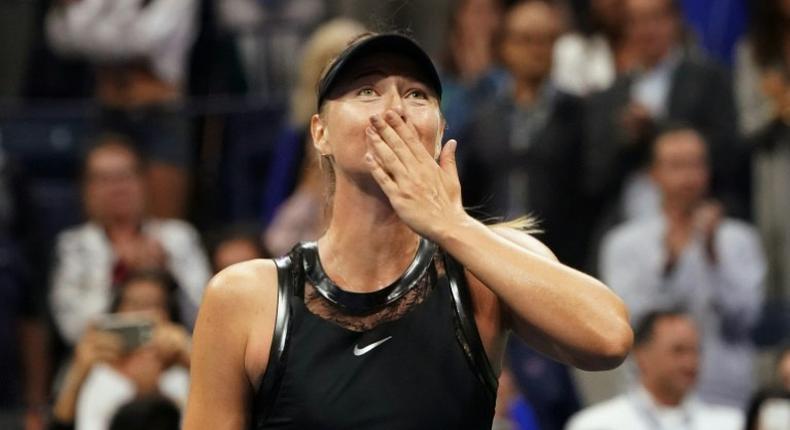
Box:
185 32 632 429
50 270 191 430
50 135 211 346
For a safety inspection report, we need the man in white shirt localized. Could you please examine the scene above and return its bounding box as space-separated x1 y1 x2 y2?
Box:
566 310 743 430
584 0 744 225
599 125 765 408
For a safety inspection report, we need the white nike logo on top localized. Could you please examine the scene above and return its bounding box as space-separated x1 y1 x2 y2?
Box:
353 336 393 356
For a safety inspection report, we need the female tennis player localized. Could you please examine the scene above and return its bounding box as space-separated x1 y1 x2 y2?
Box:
184 33 632 430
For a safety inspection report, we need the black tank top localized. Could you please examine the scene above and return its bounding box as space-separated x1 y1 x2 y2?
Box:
250 239 498 430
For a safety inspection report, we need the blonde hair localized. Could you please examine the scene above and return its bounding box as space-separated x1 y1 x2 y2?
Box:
488 215 540 234
289 19 367 127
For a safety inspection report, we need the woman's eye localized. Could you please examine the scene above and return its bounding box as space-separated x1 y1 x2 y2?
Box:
406 89 428 99
357 88 376 97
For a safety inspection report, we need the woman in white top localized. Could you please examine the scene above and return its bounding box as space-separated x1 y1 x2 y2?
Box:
50 135 210 344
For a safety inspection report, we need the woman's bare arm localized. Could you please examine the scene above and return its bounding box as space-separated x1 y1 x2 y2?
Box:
446 221 632 371
183 260 277 430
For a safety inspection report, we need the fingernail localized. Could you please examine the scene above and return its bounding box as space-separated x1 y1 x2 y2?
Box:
370 115 380 125
365 152 374 162
366 127 376 136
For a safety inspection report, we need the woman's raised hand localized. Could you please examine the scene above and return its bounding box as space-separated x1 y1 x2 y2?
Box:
365 109 468 242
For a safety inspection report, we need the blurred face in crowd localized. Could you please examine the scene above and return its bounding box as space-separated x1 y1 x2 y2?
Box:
313 52 444 179
635 315 700 404
650 130 709 212
117 278 170 323
625 0 680 68
456 0 501 37
213 238 263 273
500 1 563 83
84 142 146 223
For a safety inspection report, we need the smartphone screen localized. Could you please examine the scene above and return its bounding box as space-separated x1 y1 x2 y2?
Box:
97 315 154 352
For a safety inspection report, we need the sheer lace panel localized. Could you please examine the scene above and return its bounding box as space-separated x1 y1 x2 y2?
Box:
303 257 446 332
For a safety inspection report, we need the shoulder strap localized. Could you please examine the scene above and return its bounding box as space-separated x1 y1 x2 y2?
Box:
442 251 499 398
252 246 303 428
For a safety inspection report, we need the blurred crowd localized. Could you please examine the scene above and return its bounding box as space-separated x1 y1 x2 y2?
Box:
0 0 789 429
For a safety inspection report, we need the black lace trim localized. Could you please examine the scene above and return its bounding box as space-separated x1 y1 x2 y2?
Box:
303 262 437 332
301 238 438 315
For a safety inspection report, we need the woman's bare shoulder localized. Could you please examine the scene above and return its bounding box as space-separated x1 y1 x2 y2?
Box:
186 259 279 429
201 259 279 319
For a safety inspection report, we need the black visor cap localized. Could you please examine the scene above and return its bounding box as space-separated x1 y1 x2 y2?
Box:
316 33 443 110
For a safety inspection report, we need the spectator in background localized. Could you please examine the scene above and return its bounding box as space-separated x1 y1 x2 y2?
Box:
566 311 744 430
461 3 584 429
553 0 637 96
600 126 765 408
206 224 267 273
261 18 366 256
50 135 210 346
45 0 199 218
462 0 590 269
440 0 507 139
584 0 742 232
734 0 790 302
49 271 190 430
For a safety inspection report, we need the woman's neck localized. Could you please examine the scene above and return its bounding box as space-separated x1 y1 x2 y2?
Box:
317 175 421 293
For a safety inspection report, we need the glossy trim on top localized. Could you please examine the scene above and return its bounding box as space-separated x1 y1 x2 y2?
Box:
443 252 499 398
300 238 438 315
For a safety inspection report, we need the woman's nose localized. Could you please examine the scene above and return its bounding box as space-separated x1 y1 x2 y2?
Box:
383 88 406 119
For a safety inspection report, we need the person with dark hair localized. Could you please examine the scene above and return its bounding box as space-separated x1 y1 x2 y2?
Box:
462 0 590 269
734 0 790 304
109 394 180 430
584 0 743 231
567 311 744 430
461 10 591 425
600 126 765 408
184 32 632 429
49 270 191 430
49 135 211 345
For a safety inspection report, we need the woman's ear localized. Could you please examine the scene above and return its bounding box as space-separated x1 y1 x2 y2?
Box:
310 113 331 156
